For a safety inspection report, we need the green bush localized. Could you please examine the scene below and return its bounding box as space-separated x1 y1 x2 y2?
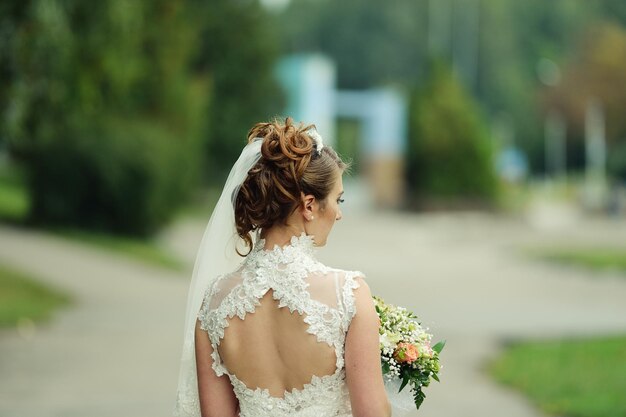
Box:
0 162 29 222
608 142 626 183
1 0 283 233
25 117 197 236
2 0 206 236
406 63 498 207
195 0 284 181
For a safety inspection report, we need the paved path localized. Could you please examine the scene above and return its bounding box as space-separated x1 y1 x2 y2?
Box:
0 225 188 417
1 209 626 417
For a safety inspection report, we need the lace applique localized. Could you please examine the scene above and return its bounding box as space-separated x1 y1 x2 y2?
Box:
341 272 362 329
196 233 362 417
229 370 351 417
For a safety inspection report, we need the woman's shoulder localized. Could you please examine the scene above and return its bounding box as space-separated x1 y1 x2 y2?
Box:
200 269 245 305
321 264 367 283
304 265 369 303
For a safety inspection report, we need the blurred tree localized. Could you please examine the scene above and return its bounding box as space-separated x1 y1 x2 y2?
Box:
1 0 207 236
407 62 497 206
277 0 428 89
190 0 284 181
596 0 626 26
608 143 626 182
478 0 594 173
277 0 610 175
543 23 626 177
1 0 282 234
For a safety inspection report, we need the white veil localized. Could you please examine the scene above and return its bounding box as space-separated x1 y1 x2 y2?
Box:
173 138 263 417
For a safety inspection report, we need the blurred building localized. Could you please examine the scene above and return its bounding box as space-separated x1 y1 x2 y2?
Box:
496 146 528 183
275 54 408 208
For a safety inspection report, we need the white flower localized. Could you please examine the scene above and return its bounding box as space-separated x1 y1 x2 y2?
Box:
380 332 396 350
307 128 324 154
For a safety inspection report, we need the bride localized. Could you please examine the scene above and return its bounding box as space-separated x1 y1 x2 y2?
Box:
174 118 390 417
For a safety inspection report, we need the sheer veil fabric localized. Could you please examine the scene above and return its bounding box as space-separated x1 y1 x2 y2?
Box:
174 138 263 416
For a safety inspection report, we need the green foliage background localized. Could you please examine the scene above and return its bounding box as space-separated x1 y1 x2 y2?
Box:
190 0 284 181
407 63 497 205
2 0 626 234
0 0 282 235
277 0 626 177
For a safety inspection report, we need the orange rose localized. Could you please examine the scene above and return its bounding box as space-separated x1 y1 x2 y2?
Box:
394 342 419 363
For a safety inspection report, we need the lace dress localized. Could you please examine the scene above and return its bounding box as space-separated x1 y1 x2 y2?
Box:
196 233 363 417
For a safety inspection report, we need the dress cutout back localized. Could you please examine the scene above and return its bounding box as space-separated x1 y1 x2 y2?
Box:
197 233 362 417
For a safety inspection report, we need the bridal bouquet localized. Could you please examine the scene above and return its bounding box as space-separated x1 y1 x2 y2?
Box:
373 296 445 411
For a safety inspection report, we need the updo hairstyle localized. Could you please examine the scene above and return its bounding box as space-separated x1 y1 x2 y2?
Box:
234 117 348 255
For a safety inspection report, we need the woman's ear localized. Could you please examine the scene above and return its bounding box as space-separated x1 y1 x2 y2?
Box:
300 193 316 220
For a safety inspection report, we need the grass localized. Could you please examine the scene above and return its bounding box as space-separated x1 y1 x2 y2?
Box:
0 163 30 223
489 335 626 417
496 182 531 213
495 178 579 214
0 264 71 328
529 247 626 274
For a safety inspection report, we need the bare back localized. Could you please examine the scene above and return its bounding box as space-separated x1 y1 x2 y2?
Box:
219 289 337 396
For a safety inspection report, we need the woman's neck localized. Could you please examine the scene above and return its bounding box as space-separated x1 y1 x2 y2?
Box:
260 222 305 251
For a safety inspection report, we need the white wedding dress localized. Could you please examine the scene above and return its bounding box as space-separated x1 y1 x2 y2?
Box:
196 233 363 417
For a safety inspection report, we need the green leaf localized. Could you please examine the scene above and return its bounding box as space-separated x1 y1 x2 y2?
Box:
399 375 410 392
432 340 446 354
432 373 440 382
412 383 426 409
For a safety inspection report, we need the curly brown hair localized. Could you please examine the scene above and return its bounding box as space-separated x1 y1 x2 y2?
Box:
234 117 348 255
